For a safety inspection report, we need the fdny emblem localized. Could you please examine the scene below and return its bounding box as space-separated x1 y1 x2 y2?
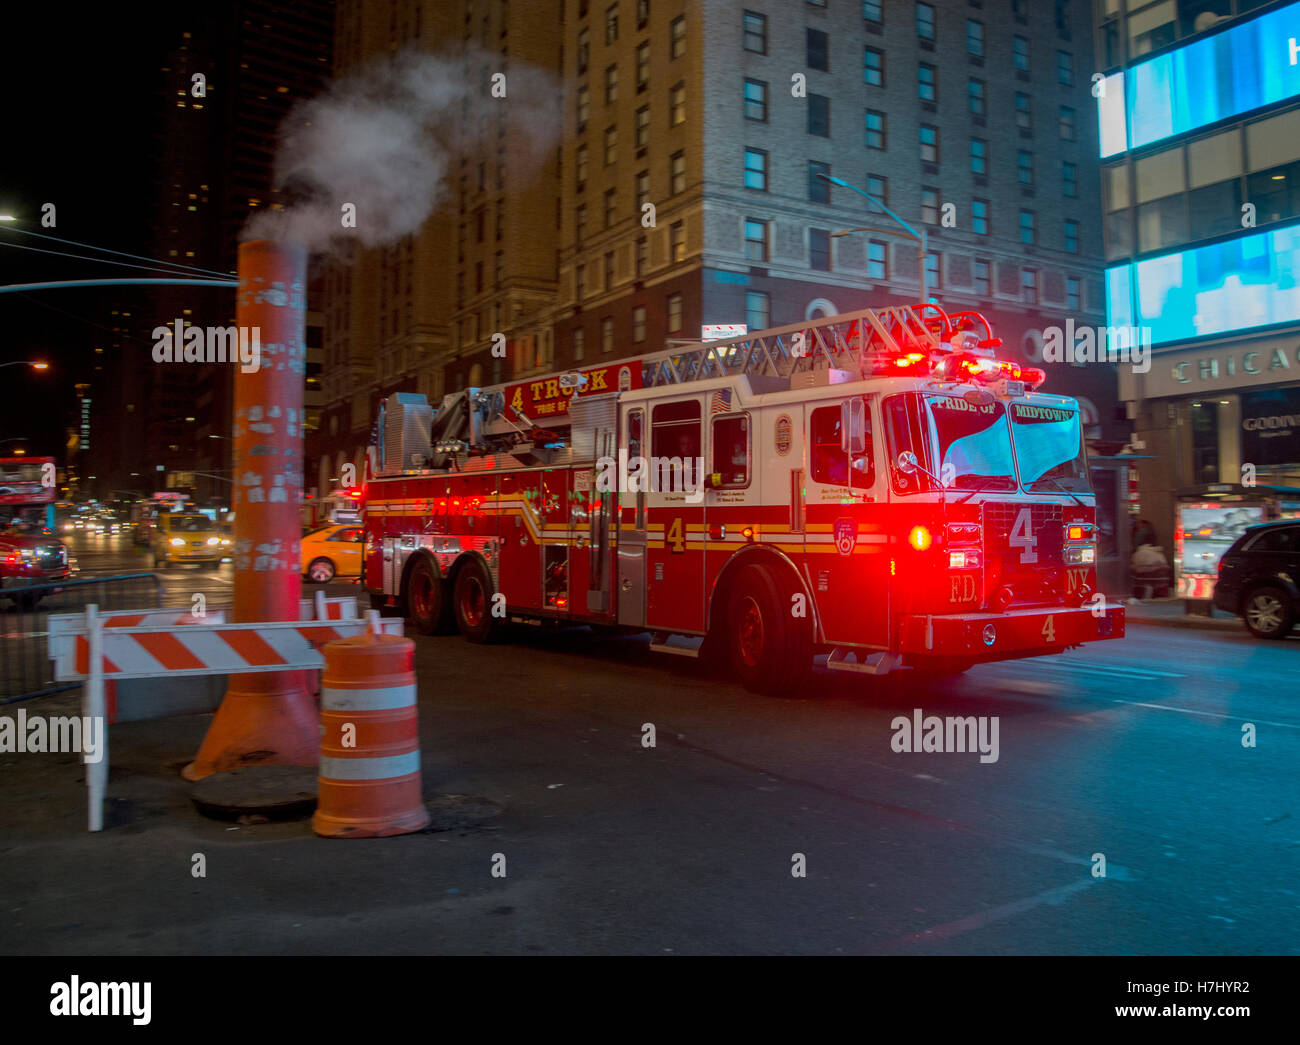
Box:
834 518 856 556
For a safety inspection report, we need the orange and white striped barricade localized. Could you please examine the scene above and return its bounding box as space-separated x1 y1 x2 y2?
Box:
49 604 403 831
312 625 430 838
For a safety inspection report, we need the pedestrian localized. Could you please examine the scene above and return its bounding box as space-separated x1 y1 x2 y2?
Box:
1133 518 1156 548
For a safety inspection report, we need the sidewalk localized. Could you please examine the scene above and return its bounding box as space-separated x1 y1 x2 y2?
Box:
1119 596 1242 631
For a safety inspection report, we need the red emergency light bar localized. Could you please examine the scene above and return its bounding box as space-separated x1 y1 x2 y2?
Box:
936 353 1047 390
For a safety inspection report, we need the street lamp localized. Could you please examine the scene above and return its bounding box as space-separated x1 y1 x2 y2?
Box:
818 174 930 301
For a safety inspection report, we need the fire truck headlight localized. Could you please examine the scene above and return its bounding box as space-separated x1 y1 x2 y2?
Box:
908 525 933 551
982 624 997 647
949 549 982 569
1064 545 1095 564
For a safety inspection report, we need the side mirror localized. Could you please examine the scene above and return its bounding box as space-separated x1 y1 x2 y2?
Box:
841 398 867 455
896 450 919 474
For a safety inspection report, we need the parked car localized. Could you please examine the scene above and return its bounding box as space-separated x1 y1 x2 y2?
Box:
150 512 230 568
0 527 71 608
301 523 364 583
1213 520 1300 639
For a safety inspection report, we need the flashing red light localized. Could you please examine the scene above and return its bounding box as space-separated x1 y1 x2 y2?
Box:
1067 525 1084 540
908 524 933 551
741 526 754 540
556 595 568 608
347 489 362 498
893 352 927 369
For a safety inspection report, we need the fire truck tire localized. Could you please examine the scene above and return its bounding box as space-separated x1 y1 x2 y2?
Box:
453 558 500 644
405 555 452 635
726 564 812 696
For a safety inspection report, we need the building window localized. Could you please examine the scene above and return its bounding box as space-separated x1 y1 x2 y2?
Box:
866 109 886 150
605 3 618 44
604 188 617 227
1058 105 1076 141
632 305 647 342
809 161 831 203
1062 160 1077 198
670 15 686 58
925 251 941 290
866 174 887 212
605 65 618 105
808 94 830 137
636 105 650 147
578 27 589 74
864 1 882 23
918 63 936 102
1013 35 1028 72
604 250 615 289
868 240 888 279
745 218 769 261
743 10 767 54
670 150 685 195
1066 276 1080 311
920 124 938 164
637 0 650 30
1021 267 1037 304
602 316 614 353
636 235 648 278
973 258 990 296
475 260 483 293
1015 92 1032 133
972 198 988 235
745 290 770 331
667 292 683 332
807 28 829 71
970 138 987 174
636 170 650 207
637 41 650 91
1019 210 1035 245
916 2 935 41
744 148 768 190
1018 150 1034 186
864 47 884 87
573 327 585 361
744 79 767 121
576 203 587 243
921 187 939 224
604 125 617 165
966 19 984 57
670 220 686 261
670 82 686 125
809 227 831 271
1064 219 1079 253
968 78 985 116
576 144 588 190
576 263 586 300
1056 49 1072 86
577 84 590 129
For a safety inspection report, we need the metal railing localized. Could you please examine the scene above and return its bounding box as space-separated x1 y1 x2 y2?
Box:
0 573 163 704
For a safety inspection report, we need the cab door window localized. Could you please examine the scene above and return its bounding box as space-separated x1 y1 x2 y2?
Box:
710 414 750 488
810 404 873 487
331 527 362 542
650 400 702 495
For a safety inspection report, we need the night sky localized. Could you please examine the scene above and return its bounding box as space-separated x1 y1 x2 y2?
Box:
1 10 177 461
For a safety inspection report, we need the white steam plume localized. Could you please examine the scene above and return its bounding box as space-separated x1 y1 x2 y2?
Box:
243 47 560 252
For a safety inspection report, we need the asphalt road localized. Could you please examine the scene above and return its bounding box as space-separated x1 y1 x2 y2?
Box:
1 534 1296 954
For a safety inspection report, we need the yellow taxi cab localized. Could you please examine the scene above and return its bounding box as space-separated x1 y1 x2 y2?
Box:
301 523 364 583
151 512 230 568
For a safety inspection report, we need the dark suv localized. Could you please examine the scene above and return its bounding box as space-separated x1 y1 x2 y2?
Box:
1213 520 1300 639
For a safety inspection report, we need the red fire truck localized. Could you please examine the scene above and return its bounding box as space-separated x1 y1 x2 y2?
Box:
362 304 1125 694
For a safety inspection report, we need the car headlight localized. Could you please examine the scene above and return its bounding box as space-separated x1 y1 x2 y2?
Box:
220 538 231 545
170 537 185 546
206 536 220 545
19 548 37 558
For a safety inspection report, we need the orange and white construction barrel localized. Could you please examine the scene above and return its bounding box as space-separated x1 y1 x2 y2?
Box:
312 632 430 838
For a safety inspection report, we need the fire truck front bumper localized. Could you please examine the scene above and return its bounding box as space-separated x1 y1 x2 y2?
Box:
899 602 1126 662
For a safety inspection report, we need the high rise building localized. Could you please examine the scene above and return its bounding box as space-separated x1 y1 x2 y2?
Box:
1097 0 1300 563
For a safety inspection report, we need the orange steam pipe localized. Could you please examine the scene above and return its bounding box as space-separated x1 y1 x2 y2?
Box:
183 240 318 781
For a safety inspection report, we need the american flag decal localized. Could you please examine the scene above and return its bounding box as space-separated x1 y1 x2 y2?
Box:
710 388 732 415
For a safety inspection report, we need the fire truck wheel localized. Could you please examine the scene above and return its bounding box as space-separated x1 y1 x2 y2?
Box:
405 555 452 635
453 558 500 644
726 564 812 696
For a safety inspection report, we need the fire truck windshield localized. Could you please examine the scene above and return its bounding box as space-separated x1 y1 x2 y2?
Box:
1009 403 1091 492
923 395 1017 492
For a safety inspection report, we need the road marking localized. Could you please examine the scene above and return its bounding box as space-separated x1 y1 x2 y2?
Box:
1096 697 1300 731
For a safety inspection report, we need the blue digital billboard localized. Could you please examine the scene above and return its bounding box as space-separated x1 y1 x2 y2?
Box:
1099 1 1300 157
1106 222 1300 345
